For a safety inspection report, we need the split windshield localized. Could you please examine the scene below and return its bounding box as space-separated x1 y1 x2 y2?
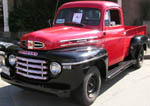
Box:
55 8 101 26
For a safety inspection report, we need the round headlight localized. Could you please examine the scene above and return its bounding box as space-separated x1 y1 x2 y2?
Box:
50 62 61 76
9 54 16 66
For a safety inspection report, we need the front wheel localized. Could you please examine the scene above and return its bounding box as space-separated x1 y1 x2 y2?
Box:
133 47 144 69
72 66 101 106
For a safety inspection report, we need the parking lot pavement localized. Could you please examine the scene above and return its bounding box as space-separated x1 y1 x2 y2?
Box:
0 51 150 106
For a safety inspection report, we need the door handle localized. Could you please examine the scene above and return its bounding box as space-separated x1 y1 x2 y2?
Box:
103 32 107 36
122 32 126 35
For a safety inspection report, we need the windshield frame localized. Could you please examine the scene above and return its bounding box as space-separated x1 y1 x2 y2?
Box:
54 7 101 27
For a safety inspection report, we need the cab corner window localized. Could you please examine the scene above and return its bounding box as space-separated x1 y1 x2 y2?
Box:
105 9 121 27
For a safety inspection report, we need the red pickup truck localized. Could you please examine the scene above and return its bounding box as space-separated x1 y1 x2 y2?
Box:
0 1 148 105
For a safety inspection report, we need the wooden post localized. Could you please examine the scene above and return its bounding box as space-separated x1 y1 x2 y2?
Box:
2 0 9 32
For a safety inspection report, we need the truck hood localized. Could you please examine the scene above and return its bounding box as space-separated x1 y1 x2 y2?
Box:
20 26 100 50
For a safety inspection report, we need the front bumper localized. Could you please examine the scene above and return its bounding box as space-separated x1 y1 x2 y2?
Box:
1 72 70 97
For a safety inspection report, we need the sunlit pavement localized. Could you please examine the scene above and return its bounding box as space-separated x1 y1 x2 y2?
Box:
0 50 150 106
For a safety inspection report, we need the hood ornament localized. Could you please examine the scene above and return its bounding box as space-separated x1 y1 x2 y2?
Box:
27 40 34 49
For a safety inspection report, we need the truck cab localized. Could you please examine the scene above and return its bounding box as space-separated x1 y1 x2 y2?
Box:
53 1 126 66
0 1 148 106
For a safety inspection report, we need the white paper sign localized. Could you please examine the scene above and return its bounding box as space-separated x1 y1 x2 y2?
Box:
72 13 83 23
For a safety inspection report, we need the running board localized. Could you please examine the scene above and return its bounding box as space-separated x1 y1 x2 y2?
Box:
107 60 136 79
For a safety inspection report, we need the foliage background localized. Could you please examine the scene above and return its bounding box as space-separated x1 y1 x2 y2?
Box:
9 0 56 32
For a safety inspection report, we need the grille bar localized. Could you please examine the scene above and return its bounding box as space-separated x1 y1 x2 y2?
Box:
34 41 44 48
16 56 48 80
16 66 47 75
16 71 47 80
17 62 47 69
21 40 44 49
17 56 46 64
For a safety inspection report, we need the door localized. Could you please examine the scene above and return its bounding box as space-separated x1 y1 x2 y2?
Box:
103 9 125 66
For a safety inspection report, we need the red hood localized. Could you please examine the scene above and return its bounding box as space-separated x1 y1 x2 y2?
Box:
20 26 101 50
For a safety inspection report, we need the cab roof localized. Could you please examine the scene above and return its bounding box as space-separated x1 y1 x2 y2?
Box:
60 1 120 10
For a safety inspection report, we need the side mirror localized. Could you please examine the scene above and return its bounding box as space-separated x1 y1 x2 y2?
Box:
48 19 52 27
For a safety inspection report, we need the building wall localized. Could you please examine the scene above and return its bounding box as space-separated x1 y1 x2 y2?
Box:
4 0 150 32
7 0 14 11
122 0 149 25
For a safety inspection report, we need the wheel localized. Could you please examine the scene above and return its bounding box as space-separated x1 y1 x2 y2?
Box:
133 46 144 69
72 66 101 106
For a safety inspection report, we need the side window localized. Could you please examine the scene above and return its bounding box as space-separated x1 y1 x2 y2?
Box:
105 9 121 26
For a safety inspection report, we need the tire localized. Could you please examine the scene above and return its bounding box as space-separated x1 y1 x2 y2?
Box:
72 66 101 106
133 46 144 69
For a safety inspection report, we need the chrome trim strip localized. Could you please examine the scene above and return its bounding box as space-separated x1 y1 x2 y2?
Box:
17 57 46 64
62 54 107 65
16 66 47 75
60 36 98 43
34 44 43 46
16 71 47 80
60 40 99 47
21 40 45 49
17 62 47 69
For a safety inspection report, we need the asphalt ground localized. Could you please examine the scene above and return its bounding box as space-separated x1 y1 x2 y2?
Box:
0 50 150 106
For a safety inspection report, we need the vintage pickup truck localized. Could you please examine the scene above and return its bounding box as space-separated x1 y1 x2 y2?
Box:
0 1 148 106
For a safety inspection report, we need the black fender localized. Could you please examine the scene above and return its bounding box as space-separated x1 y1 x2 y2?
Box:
148 37 150 48
130 35 148 58
0 42 15 60
54 46 108 90
0 45 5 52
4 45 108 90
0 42 15 52
58 46 108 81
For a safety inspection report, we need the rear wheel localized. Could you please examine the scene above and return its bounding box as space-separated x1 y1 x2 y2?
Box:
133 46 144 69
72 66 101 106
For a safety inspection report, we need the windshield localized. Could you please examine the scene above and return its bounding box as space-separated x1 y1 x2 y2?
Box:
55 8 101 26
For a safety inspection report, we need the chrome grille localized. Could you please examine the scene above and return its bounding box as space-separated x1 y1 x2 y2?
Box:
34 41 44 48
21 40 44 48
16 56 48 80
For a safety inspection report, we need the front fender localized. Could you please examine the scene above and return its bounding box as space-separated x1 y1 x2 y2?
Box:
0 42 15 52
55 46 108 89
4 45 108 90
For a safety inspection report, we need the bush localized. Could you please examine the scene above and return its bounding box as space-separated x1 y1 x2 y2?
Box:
9 0 56 32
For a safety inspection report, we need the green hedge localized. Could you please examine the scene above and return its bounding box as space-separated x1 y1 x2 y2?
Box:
9 0 56 32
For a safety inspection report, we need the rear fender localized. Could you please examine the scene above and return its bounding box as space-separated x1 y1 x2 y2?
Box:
130 35 148 58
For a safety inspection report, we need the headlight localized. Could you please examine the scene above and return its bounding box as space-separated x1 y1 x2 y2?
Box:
50 62 61 76
8 54 16 66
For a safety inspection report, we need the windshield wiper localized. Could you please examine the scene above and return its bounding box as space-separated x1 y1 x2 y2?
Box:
64 22 85 27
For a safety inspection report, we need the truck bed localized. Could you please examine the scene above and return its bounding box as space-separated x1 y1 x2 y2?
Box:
125 25 147 36
124 25 147 58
